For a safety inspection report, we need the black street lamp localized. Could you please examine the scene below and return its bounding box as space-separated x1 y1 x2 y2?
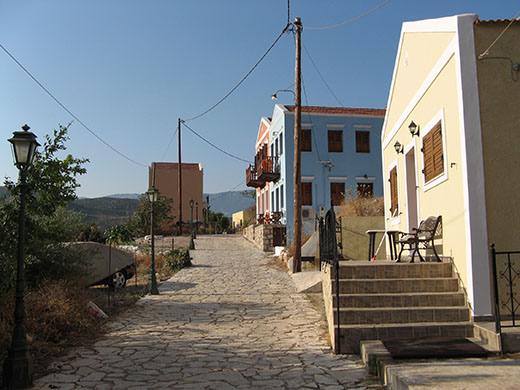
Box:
3 124 40 389
146 187 159 295
189 200 195 249
195 202 199 238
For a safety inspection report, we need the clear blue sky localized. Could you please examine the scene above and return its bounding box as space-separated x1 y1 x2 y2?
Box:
1 1 517 198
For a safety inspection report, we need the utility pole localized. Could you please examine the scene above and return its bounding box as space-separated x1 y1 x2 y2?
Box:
293 17 302 272
177 118 183 235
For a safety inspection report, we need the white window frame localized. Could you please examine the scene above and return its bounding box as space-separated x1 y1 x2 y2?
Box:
421 108 449 192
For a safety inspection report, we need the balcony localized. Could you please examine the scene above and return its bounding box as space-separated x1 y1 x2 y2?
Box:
246 165 265 188
257 156 280 182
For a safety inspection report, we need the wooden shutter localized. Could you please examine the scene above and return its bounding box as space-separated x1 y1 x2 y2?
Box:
389 167 398 216
302 130 312 152
328 130 343 152
422 121 444 183
330 182 345 205
302 182 313 205
356 131 370 153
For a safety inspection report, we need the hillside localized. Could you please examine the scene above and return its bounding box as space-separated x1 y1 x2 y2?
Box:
68 197 139 227
206 191 255 216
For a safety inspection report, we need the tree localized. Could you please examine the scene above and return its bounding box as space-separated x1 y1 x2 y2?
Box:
208 211 231 234
127 195 173 237
0 123 89 289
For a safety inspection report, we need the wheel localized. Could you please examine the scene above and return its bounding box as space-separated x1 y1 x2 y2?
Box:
109 270 127 288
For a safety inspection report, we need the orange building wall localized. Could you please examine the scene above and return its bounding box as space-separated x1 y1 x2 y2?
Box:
149 162 204 226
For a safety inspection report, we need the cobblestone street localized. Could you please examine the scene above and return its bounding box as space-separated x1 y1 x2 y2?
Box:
33 235 381 389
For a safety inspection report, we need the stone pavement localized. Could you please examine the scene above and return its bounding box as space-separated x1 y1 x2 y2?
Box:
32 235 382 389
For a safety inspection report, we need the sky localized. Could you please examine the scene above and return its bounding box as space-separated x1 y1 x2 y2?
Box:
0 1 518 198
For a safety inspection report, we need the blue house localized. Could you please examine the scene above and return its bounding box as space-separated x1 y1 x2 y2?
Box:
264 104 386 240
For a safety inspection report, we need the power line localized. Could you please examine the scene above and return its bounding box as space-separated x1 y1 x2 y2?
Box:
183 23 290 122
161 127 178 161
305 0 390 30
0 43 148 168
479 10 520 59
182 122 252 164
302 42 344 107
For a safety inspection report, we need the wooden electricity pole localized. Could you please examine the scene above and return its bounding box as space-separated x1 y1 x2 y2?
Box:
293 17 302 272
178 118 183 234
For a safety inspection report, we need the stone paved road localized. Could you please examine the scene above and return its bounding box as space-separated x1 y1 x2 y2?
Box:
33 235 382 389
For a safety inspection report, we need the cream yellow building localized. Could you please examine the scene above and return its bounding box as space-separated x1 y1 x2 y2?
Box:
381 14 520 319
232 207 255 231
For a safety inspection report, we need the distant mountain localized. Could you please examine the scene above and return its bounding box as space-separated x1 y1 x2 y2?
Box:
0 186 7 198
205 191 255 217
68 197 139 227
105 193 141 199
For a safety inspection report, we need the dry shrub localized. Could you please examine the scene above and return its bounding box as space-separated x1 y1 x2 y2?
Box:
337 189 384 217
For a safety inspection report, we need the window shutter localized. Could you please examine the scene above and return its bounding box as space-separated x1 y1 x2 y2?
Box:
356 131 370 153
302 182 313 206
422 121 444 183
390 167 398 216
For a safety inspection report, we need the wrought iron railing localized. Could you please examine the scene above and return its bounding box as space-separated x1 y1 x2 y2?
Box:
490 244 520 333
318 202 343 353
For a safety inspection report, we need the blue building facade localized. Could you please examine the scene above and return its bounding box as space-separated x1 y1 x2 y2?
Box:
267 104 386 240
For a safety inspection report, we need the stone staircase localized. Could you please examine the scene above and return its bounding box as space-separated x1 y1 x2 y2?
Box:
321 261 474 354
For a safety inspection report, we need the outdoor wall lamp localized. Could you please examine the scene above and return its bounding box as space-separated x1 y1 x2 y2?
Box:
394 140 404 154
4 124 40 389
271 89 295 100
146 187 160 295
408 121 419 136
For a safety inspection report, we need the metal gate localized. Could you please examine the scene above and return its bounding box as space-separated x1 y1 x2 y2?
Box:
318 203 343 353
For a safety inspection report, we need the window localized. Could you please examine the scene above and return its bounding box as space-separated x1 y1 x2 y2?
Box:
330 182 345 206
357 183 374 197
275 138 279 156
279 133 283 155
271 191 274 212
280 184 284 208
270 143 274 158
389 167 398 217
356 131 370 153
302 129 312 152
276 187 279 211
422 121 444 183
328 130 343 152
302 182 313 206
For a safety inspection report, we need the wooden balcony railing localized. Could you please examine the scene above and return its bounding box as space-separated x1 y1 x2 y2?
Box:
257 156 280 182
246 165 265 188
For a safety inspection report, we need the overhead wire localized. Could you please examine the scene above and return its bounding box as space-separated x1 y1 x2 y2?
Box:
161 127 178 161
183 23 290 122
301 76 322 162
304 0 390 30
182 122 252 164
302 42 344 107
479 10 520 59
0 43 148 168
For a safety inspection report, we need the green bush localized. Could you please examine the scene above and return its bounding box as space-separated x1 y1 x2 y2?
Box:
164 249 192 271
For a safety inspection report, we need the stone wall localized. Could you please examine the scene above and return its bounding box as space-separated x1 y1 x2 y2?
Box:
243 224 280 252
321 262 338 352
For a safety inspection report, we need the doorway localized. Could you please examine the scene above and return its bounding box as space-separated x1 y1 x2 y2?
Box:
405 148 418 231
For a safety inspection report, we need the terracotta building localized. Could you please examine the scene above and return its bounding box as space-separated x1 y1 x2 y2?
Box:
149 162 204 228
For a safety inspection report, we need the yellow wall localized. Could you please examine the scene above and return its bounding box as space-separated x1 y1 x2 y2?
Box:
475 22 520 251
383 37 470 293
232 209 255 229
384 32 455 136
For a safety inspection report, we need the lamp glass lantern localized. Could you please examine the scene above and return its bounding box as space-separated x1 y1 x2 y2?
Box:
8 125 40 169
147 188 159 203
408 121 419 136
394 141 403 154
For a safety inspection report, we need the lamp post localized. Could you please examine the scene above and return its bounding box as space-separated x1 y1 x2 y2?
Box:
146 187 159 295
3 124 40 389
189 200 195 249
195 202 199 238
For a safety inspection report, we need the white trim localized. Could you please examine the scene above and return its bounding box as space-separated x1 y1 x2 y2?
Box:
328 176 347 181
327 124 345 128
382 38 458 149
302 176 315 180
354 124 373 129
302 123 314 128
355 176 376 181
421 108 449 192
455 14 491 317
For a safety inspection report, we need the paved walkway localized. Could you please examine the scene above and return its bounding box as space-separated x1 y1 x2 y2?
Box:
33 235 381 389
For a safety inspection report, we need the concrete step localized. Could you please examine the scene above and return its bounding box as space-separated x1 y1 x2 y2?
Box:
332 291 466 308
333 306 470 325
335 322 474 354
330 277 460 294
333 261 453 279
